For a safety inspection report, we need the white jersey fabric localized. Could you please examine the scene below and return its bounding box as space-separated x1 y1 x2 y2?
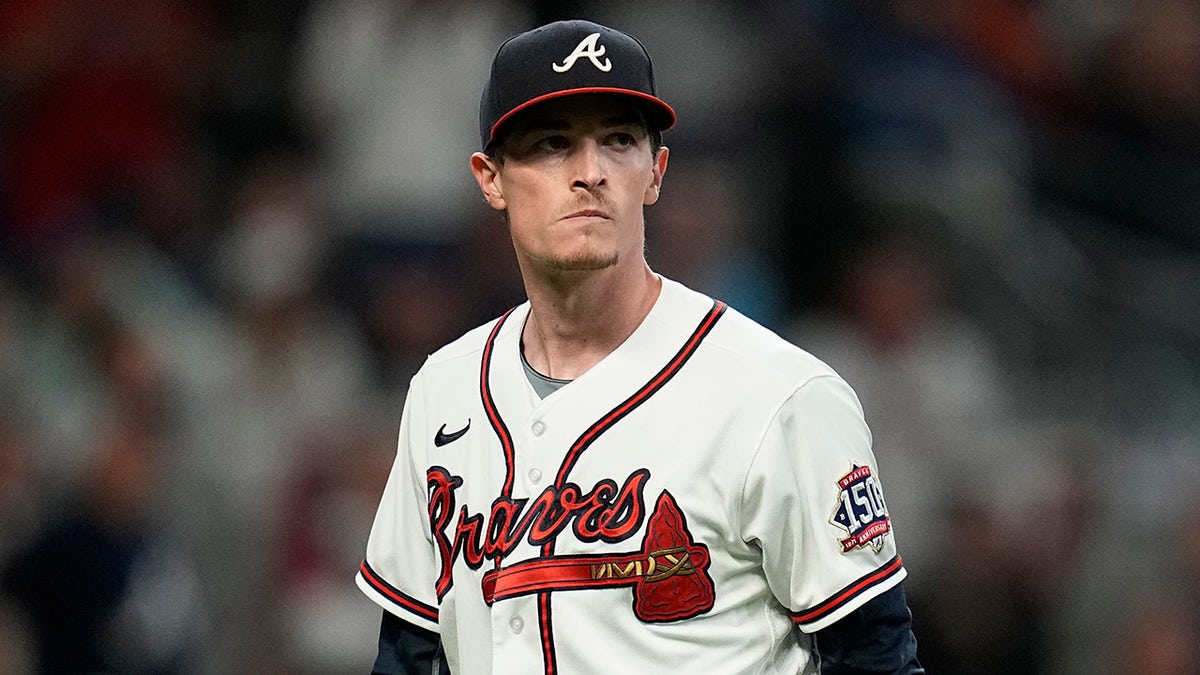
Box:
357 277 906 675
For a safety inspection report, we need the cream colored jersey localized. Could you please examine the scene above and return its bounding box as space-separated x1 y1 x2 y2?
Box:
357 277 906 675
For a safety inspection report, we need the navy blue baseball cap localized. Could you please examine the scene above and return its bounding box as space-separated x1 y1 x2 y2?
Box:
480 20 676 151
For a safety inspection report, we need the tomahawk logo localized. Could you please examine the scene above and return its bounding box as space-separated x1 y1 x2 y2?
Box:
553 32 612 73
426 464 715 623
481 490 715 623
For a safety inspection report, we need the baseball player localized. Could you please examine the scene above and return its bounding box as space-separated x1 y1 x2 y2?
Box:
357 19 923 675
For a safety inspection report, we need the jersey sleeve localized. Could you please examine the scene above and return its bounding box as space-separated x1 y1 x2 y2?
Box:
356 377 441 632
741 374 907 633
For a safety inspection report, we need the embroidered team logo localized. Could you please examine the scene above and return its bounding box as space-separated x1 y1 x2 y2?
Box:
553 32 612 72
829 464 892 553
431 462 714 622
480 490 715 623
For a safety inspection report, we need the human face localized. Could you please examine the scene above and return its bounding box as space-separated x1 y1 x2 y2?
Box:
471 95 669 275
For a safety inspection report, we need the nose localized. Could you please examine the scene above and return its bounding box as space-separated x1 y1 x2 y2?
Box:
570 139 606 190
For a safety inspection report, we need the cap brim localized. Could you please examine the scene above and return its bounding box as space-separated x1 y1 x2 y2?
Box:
487 87 676 149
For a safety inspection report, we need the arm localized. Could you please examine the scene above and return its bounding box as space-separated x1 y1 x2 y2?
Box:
811 583 924 675
373 611 449 675
358 378 446 668
741 374 920 665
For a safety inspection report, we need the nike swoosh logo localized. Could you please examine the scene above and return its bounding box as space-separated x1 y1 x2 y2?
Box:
434 420 471 447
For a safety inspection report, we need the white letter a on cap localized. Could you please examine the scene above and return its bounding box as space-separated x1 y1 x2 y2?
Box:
553 33 612 73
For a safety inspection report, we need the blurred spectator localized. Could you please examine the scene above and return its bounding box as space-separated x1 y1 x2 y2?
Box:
0 2 1194 671
0 281 43 572
190 152 371 510
0 598 37 675
1038 0 1200 252
788 228 1014 589
1110 592 1200 675
459 205 534 322
1 415 203 674
267 424 396 674
0 416 41 572
822 0 1035 248
886 0 1073 109
915 447 1093 674
353 245 475 397
0 0 216 271
1097 496 1200 674
170 152 374 672
292 0 532 248
647 159 785 327
201 1 314 171
1046 434 1200 674
912 497 1049 675
14 238 183 488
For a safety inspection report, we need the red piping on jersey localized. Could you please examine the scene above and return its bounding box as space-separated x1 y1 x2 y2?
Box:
359 560 439 623
480 307 518 500
478 299 727 675
538 592 556 675
540 300 725 674
789 555 904 627
553 300 727 487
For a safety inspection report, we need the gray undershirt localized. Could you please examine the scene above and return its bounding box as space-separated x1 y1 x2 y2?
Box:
521 347 571 398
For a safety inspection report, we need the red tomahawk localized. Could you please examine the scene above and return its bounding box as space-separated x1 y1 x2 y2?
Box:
481 491 715 622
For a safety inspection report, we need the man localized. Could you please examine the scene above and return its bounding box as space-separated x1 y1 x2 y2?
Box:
357 19 923 674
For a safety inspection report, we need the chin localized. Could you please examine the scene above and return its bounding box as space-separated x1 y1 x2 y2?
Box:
544 250 619 272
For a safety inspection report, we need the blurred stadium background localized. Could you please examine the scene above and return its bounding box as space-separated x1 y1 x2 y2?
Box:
1 0 1198 672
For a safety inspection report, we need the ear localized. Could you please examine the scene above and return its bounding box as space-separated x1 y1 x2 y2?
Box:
471 152 507 211
644 146 670 206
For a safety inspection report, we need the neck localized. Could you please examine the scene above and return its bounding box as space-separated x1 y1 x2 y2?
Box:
521 262 661 380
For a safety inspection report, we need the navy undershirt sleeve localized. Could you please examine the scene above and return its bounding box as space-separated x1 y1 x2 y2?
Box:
373 611 448 675
373 579 920 674
811 582 925 674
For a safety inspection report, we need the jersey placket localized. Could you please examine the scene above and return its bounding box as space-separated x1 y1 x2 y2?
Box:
490 401 566 672
479 300 727 675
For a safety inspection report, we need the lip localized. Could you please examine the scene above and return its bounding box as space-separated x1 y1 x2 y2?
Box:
561 209 610 220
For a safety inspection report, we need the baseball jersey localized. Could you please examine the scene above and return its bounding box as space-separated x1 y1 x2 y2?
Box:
357 277 906 675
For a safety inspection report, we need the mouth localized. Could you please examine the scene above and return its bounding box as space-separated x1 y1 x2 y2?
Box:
561 209 610 221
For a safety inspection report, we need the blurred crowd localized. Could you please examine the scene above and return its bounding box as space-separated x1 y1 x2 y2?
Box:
1 0 1198 673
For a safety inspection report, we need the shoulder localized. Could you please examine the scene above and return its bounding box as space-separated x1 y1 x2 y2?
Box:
666 280 841 386
710 306 839 382
656 277 856 409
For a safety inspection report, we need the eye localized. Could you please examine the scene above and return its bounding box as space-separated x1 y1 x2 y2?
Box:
535 135 570 152
606 132 637 147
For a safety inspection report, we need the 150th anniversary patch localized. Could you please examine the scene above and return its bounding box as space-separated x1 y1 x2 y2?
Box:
829 464 892 553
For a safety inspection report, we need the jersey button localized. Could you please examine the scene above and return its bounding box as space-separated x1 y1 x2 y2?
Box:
528 468 543 483
531 421 546 436
509 616 524 634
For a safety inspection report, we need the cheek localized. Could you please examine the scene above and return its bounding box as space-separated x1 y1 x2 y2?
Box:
503 187 550 228
500 168 554 208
